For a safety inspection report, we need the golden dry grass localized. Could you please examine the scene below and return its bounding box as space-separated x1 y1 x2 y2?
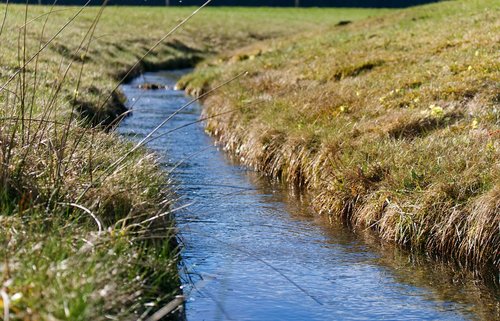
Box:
0 3 384 319
180 0 500 271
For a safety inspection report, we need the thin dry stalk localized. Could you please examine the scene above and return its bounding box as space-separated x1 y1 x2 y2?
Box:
78 71 247 202
60 202 105 235
145 295 185 321
0 0 92 93
0 0 8 40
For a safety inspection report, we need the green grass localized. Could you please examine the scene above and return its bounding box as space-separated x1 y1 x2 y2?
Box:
179 0 499 272
0 3 386 319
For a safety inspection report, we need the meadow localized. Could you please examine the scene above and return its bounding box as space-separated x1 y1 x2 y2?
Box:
0 3 384 319
179 0 499 273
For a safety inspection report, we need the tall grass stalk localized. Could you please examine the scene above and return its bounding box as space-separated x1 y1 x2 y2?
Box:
81 70 247 199
0 1 9 40
0 0 92 93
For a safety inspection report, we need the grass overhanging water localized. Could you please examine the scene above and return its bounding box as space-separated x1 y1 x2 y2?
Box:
1 0 499 319
178 0 499 273
0 2 387 319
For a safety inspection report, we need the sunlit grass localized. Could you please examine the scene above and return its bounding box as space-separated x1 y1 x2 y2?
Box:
0 3 388 319
180 0 499 271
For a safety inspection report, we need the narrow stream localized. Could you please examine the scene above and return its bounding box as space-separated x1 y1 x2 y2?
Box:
119 70 499 321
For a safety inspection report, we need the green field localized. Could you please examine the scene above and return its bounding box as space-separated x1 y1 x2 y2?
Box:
0 4 387 320
180 0 499 271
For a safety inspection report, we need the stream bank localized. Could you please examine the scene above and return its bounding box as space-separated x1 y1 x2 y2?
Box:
119 70 499 321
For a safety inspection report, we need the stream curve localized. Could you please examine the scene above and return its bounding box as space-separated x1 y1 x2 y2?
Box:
119 70 499 321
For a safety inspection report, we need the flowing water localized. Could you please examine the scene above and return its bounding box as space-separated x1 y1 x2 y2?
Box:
119 70 499 321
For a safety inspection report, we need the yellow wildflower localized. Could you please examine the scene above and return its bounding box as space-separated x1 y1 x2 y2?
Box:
429 104 444 118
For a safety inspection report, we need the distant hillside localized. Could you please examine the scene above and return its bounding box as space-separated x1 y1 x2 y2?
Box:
7 0 439 8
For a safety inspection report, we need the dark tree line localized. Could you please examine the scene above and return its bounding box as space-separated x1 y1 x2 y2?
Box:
5 0 439 8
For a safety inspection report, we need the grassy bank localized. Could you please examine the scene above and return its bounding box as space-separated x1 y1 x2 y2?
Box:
179 0 499 272
0 3 384 319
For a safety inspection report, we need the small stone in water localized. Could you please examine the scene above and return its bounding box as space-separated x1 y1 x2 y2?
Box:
138 83 168 90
